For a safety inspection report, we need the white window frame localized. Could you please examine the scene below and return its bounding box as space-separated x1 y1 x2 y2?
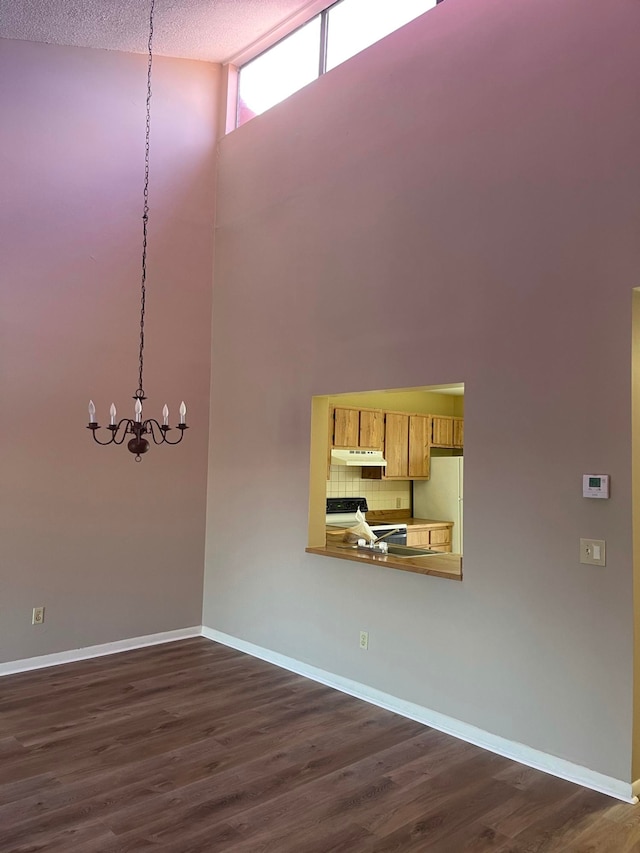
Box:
229 0 446 132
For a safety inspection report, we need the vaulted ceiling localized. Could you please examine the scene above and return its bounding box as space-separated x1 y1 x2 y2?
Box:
0 0 327 63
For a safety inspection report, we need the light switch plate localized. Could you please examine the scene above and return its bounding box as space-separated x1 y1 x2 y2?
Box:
580 538 606 566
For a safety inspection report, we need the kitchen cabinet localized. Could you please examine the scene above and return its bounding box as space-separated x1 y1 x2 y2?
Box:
383 412 409 478
331 406 460 478
408 415 431 479
362 412 431 481
331 407 384 449
431 416 464 449
431 416 454 447
406 521 453 553
359 409 384 449
453 418 464 448
332 408 359 447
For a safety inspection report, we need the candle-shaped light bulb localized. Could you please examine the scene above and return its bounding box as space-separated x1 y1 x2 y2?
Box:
135 398 142 422
88 400 96 423
162 404 169 426
179 401 187 425
109 403 116 425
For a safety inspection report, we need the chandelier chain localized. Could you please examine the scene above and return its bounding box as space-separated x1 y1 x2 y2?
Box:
137 0 155 398
87 0 189 459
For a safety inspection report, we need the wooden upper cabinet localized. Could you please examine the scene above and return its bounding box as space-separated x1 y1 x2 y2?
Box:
431 416 454 448
331 405 459 478
453 418 464 448
332 408 360 447
331 407 384 449
359 409 384 449
408 415 431 479
364 411 431 481
431 415 464 448
384 412 409 478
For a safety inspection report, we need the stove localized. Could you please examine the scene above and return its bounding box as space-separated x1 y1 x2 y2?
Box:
326 497 408 544
325 497 369 526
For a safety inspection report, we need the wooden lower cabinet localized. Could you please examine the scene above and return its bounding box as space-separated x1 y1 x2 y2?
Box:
406 523 453 553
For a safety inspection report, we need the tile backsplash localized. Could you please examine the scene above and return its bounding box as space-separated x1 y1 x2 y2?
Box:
326 466 411 511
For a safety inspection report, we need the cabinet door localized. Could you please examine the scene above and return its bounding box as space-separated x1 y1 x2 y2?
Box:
453 418 464 448
406 528 431 547
333 408 359 447
384 413 409 478
430 527 452 547
409 415 430 479
431 416 454 447
359 409 384 449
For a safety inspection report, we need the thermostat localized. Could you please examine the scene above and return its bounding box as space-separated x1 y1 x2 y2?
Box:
583 474 609 499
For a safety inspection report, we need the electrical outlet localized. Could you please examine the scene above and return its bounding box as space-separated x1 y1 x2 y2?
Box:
580 538 606 566
396 497 402 508
32 606 45 625
359 630 369 650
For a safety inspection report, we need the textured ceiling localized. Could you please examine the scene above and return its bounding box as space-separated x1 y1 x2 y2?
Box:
0 0 327 63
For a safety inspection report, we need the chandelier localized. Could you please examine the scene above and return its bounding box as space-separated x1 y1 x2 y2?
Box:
87 0 187 461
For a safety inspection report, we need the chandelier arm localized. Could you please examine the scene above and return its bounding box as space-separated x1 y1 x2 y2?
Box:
112 419 136 445
89 428 117 446
89 419 135 446
158 426 188 446
145 419 168 444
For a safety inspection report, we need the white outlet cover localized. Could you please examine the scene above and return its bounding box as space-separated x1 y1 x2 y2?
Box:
580 538 606 566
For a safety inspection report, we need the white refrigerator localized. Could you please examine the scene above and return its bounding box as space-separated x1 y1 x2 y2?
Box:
413 457 463 555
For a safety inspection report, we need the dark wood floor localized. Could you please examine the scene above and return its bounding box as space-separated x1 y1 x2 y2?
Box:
0 638 638 853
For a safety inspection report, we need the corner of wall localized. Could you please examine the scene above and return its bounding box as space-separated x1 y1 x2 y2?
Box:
631 288 640 778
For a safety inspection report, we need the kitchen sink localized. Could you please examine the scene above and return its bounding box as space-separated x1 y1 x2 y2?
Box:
385 544 440 558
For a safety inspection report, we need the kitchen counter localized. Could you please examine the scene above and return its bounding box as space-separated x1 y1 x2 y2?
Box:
367 514 455 553
326 516 455 553
325 518 452 534
308 540 462 581
366 511 449 528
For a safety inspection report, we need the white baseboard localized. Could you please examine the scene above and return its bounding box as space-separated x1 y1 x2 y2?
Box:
201 626 637 805
4 623 634 805
0 626 202 677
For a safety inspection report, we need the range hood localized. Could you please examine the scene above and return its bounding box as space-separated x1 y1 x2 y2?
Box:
330 449 387 467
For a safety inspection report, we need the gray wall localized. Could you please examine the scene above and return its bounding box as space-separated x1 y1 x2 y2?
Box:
0 39 218 661
204 0 640 780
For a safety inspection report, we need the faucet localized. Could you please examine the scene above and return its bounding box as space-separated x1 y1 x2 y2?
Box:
357 538 389 554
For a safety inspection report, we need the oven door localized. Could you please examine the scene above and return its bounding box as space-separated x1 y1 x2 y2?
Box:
370 526 407 546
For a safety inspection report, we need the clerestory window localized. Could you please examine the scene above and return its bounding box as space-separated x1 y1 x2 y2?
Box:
237 0 442 128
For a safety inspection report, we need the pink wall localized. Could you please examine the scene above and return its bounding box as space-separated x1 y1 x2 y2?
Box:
0 39 218 660
205 0 640 781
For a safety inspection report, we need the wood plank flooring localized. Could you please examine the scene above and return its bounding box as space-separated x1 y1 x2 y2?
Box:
0 637 637 852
